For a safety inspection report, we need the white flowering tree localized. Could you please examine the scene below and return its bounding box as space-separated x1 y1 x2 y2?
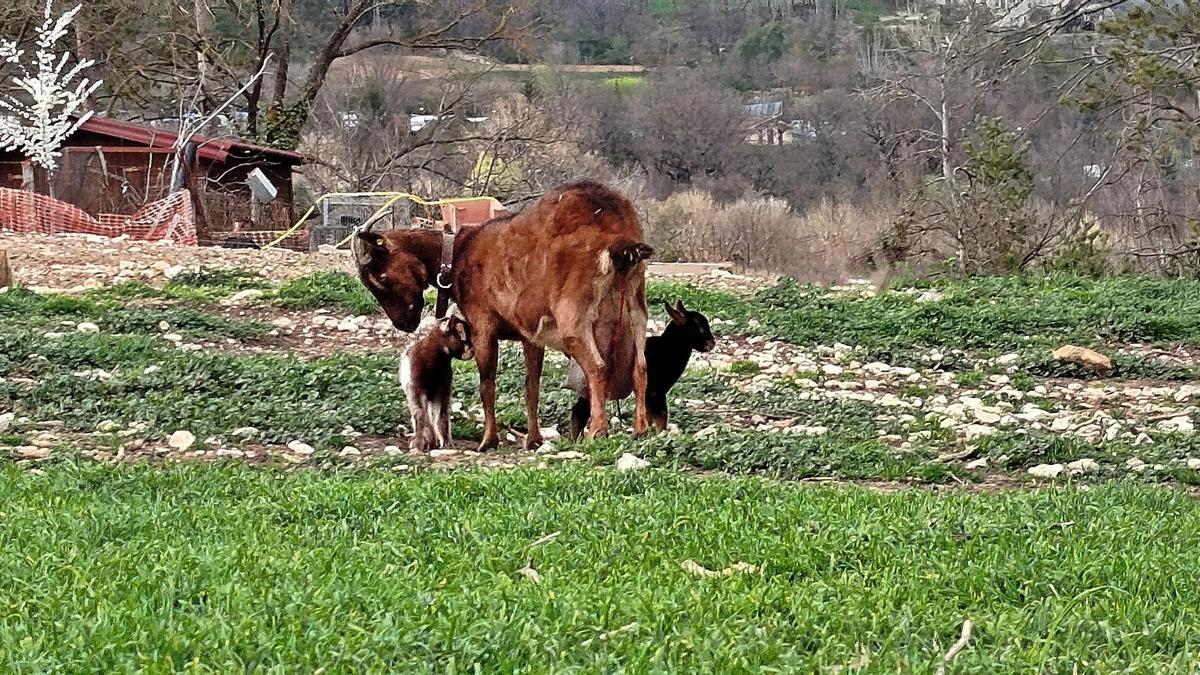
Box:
0 0 102 178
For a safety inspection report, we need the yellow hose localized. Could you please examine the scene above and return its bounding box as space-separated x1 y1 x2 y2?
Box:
261 192 500 250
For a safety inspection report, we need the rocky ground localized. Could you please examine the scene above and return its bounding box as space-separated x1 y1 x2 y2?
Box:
5 231 1200 484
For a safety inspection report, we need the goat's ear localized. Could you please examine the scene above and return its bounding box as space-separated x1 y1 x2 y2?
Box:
675 300 687 314
664 301 686 324
357 231 390 256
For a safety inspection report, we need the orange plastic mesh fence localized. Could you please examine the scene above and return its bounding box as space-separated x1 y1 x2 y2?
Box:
0 187 198 245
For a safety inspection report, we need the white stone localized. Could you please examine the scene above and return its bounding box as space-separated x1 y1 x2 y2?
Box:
271 317 295 330
973 409 1002 424
157 320 170 331
1126 457 1146 471
96 419 121 433
821 364 844 376
336 320 359 332
0 412 13 433
1187 458 1200 470
1028 463 1065 479
552 450 586 460
228 289 264 303
340 446 362 457
231 426 259 438
287 440 315 455
167 430 196 451
962 424 998 440
996 353 1020 365
16 446 51 460
1067 458 1099 474
1015 405 1050 422
878 394 904 407
430 448 457 458
616 453 650 471
965 458 988 470
163 265 185 279
76 322 100 334
163 333 183 342
1157 416 1195 433
788 425 828 436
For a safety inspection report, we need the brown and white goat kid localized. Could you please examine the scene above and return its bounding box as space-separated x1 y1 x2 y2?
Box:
399 313 473 452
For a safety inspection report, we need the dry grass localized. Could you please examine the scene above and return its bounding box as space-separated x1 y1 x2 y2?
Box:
642 190 891 282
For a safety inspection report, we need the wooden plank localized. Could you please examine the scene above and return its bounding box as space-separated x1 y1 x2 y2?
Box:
63 146 176 154
0 249 12 288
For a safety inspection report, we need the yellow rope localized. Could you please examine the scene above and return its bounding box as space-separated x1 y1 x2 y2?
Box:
261 192 500 250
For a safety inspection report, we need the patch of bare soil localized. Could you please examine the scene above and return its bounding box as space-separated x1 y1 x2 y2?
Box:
2 231 352 291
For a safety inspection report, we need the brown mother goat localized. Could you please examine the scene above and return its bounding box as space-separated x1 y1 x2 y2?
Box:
354 181 654 451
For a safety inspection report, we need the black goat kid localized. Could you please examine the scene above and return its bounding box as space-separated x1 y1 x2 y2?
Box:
569 300 715 438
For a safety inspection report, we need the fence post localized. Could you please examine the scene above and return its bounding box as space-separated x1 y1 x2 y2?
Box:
0 249 12 288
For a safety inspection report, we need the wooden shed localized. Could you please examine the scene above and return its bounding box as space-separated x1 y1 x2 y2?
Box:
0 115 306 244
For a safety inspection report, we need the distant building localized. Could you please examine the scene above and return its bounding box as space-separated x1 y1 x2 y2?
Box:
743 101 783 117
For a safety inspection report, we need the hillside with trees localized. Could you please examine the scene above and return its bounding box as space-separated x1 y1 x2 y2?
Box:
2 0 1198 278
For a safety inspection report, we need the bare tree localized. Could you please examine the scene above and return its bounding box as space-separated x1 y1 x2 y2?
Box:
259 0 536 149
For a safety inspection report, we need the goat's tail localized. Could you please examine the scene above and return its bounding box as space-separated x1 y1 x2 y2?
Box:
608 240 655 276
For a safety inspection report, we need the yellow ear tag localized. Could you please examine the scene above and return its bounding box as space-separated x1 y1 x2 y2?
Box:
375 237 385 246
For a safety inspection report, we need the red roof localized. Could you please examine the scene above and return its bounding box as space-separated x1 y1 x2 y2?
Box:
76 115 307 165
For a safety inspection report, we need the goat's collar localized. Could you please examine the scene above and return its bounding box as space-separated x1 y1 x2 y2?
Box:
434 229 455 318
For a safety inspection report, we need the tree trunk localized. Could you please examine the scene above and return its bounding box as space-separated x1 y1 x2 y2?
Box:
272 0 293 107
194 0 214 110
0 250 13 288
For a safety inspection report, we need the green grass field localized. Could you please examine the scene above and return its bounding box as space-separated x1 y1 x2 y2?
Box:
7 268 1200 669
4 462 1200 672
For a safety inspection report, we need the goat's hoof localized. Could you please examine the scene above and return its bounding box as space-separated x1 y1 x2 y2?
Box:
523 433 544 451
477 435 500 452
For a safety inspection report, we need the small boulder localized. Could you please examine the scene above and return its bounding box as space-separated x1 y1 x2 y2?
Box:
16 446 52 460
287 440 315 455
1157 416 1195 433
1051 345 1112 375
616 453 650 472
76 322 100 334
167 430 196 451
1028 463 1065 479
228 289 264 304
1067 458 1099 474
